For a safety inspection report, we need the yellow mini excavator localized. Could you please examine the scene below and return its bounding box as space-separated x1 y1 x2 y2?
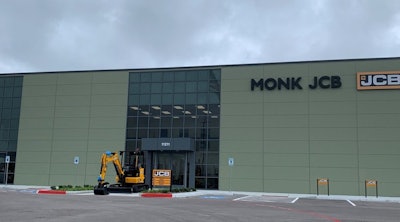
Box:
93 150 149 195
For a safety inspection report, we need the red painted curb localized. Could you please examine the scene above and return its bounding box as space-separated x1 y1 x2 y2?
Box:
38 189 66 195
141 193 172 198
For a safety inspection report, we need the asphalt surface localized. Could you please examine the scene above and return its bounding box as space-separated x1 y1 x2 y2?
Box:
1 186 400 222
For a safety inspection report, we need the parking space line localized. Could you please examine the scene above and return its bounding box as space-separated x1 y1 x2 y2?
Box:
291 197 299 203
233 196 250 201
346 200 356 206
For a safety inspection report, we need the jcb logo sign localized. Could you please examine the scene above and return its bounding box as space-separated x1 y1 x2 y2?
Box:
357 71 400 90
153 170 170 177
152 169 171 186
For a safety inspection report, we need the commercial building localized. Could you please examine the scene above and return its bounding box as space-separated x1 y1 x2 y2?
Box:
1 57 400 196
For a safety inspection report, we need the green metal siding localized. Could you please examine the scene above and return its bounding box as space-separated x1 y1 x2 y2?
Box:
220 58 400 196
15 71 128 186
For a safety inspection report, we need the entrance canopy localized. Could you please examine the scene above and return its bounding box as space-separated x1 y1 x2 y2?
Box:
141 138 195 151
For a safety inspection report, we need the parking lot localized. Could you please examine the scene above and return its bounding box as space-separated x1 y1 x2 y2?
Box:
1 187 400 222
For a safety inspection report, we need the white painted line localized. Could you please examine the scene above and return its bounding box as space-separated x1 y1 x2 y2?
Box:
346 200 356 206
233 196 250 201
291 197 299 203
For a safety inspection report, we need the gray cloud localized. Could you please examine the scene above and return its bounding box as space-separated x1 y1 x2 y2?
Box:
1 0 399 73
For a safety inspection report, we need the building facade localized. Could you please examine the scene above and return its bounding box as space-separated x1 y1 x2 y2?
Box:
1 57 400 196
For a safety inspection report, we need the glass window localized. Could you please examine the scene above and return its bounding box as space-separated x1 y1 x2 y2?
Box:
186 82 197 93
210 69 221 80
209 80 220 92
174 82 185 93
187 128 195 138
172 116 183 127
148 129 159 138
207 178 218 189
10 119 19 129
11 109 20 118
151 72 162 82
198 70 209 80
162 94 173 104
163 72 174 82
126 140 138 150
160 129 170 137
2 109 11 119
197 93 208 104
174 94 185 104
127 117 138 128
195 152 206 164
126 129 137 139
128 95 140 106
130 73 140 82
140 73 152 82
207 164 219 176
148 117 160 127
195 178 206 189
174 71 186 81
12 87 22 97
209 92 220 104
207 153 219 164
184 116 196 127
137 129 148 139
208 128 219 139
12 98 21 108
140 83 151 93
1 119 10 129
8 140 17 151
198 81 208 92
129 83 140 94
196 140 207 151
4 78 13 86
139 95 150 105
195 165 206 176
162 82 174 93
151 83 162 93
138 117 148 127
185 94 196 105
14 77 23 86
208 116 219 127
160 117 171 128
3 98 12 108
208 140 219 152
186 71 198 81
150 94 161 104
4 88 13 97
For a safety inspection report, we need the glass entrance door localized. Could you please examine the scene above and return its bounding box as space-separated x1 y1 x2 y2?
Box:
0 153 6 184
153 152 188 187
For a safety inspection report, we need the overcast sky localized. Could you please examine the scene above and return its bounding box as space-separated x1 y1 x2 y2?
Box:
1 0 399 73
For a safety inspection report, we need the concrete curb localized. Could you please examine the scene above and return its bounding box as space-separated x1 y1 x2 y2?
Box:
37 189 66 195
141 193 172 198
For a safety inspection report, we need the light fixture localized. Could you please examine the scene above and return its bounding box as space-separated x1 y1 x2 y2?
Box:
130 106 139 110
173 116 180 119
141 111 150 115
162 111 171 115
174 105 183 110
151 106 161 110
153 116 161 119
211 115 218 118
197 105 205 109
182 110 191 114
203 110 212 114
191 116 197 119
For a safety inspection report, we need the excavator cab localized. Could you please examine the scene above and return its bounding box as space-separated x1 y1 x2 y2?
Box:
94 150 148 195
